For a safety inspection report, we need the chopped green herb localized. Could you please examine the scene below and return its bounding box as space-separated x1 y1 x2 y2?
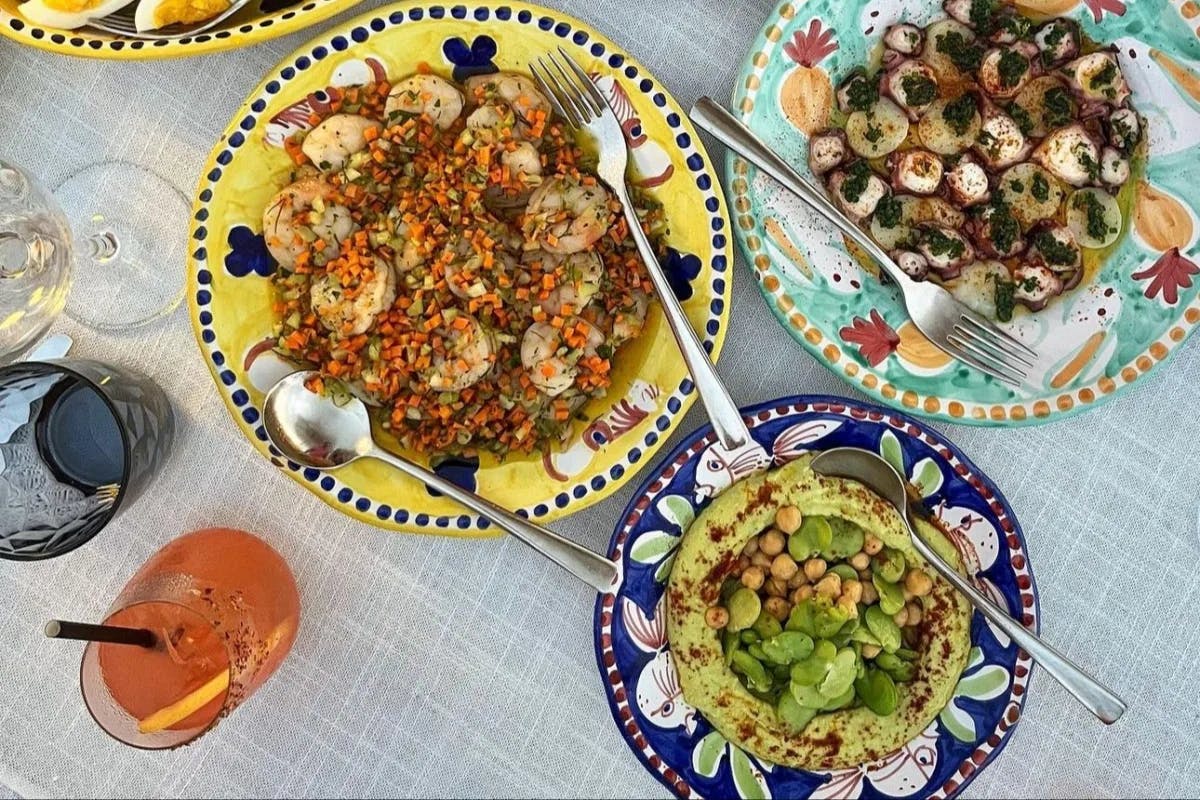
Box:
997 49 1030 89
1042 21 1068 48
1110 116 1137 154
865 123 884 143
943 94 978 135
901 73 937 107
1008 180 1024 193
924 228 966 259
1007 102 1034 135
1043 86 1073 128
987 202 1020 254
845 74 879 112
1090 60 1118 90
1020 275 1040 292
993 276 1016 322
969 0 1000 35
1031 172 1050 202
841 160 873 203
977 128 996 148
996 15 1031 40
936 31 984 73
1032 229 1077 266
1074 144 1100 180
1074 192 1116 242
874 194 903 228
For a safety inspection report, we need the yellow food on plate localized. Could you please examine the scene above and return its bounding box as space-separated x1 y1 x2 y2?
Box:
17 0 135 29
136 0 231 31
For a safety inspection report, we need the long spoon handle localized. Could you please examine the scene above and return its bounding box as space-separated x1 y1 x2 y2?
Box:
367 447 618 592
907 526 1126 724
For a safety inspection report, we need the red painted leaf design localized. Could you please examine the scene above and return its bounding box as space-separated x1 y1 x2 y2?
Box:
783 19 838 68
1084 0 1126 23
839 309 900 366
1131 247 1199 306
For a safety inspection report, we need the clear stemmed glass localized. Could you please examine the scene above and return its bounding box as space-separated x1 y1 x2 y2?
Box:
0 158 188 362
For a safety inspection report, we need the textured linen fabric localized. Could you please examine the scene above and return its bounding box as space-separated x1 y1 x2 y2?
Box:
1 1 1199 797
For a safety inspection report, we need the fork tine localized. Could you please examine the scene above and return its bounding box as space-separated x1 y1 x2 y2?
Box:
947 334 1027 385
557 47 606 114
539 55 588 126
529 61 571 124
546 52 594 124
957 308 1039 359
952 323 1037 369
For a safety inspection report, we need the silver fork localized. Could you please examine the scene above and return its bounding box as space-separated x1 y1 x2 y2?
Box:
87 0 253 40
689 97 1038 387
531 49 751 451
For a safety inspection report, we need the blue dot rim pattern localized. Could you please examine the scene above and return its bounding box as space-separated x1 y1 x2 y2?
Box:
187 0 734 535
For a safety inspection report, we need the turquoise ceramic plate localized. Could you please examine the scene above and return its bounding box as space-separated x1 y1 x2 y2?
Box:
729 0 1200 425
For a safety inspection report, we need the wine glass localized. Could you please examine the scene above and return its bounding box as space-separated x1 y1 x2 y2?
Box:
0 158 189 362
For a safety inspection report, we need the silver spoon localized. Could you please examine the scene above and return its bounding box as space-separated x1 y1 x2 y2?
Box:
811 447 1126 724
262 370 618 592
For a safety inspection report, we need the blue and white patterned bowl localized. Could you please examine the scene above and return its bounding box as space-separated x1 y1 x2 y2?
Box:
594 396 1039 799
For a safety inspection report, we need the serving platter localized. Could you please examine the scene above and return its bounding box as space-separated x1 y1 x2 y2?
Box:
0 0 362 59
729 0 1200 426
187 0 733 535
595 395 1037 799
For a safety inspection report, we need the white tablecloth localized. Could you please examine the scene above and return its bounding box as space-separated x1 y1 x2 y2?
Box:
2 1 1199 797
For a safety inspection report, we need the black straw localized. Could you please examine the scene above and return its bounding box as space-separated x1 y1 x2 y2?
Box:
44 619 157 648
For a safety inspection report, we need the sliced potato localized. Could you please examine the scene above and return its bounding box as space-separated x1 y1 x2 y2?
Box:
921 19 976 83
871 195 916 250
845 98 910 158
998 162 1066 228
918 97 981 155
1066 187 1122 248
1010 75 1068 139
947 260 1010 318
870 194 967 250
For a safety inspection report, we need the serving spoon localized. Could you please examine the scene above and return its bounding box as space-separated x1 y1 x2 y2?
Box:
262 371 618 592
810 447 1126 724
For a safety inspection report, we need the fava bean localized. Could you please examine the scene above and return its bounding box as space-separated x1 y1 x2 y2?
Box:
865 605 903 653
727 587 762 631
821 518 866 560
873 573 906 615
731 649 771 692
753 609 783 640
856 667 899 715
790 639 836 686
874 651 916 682
875 547 907 583
761 631 815 665
828 563 858 583
817 648 859 699
777 688 818 731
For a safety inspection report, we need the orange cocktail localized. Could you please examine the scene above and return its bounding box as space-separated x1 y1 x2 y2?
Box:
80 528 300 749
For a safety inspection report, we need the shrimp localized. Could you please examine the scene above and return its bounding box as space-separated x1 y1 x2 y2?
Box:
262 177 355 271
611 290 650 344
444 243 516 301
384 209 427 273
522 174 615 254
301 113 380 171
310 257 396 336
385 74 465 130
465 72 553 134
527 250 603 315
424 313 495 391
521 318 604 397
502 141 543 182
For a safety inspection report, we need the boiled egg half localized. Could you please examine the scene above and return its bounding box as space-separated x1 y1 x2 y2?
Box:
18 0 136 30
135 0 230 32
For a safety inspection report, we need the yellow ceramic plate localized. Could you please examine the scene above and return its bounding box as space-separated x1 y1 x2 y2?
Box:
188 0 734 536
0 0 361 59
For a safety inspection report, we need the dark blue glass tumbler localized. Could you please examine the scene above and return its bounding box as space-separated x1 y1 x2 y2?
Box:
0 359 174 560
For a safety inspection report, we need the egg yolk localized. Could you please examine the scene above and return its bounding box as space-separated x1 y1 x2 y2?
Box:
44 0 108 10
153 0 230 26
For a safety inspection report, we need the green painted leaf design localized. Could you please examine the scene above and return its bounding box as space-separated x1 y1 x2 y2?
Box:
957 664 1010 700
653 551 678 584
940 698 978 742
730 746 771 800
658 494 696 530
965 645 984 672
879 430 905 477
912 458 944 498
692 731 727 778
629 529 680 565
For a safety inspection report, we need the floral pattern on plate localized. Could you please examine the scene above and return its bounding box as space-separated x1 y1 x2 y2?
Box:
728 0 1200 426
595 396 1038 799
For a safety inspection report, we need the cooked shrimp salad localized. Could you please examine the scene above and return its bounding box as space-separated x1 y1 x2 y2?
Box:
266 71 661 456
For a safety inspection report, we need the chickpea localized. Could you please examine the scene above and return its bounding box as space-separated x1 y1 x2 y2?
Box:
836 594 857 618
760 529 786 557
791 584 815 604
903 588 915 603
892 607 909 627
741 565 766 591
905 602 923 626
861 643 882 659
848 551 871 571
735 555 750 574
860 580 879 605
863 534 884 556
841 579 864 605
705 606 730 628
765 596 791 622
905 568 934 597
751 551 774 569
770 553 799 581
787 572 808 589
764 577 788 598
803 557 827 582
775 505 803 534
741 537 760 558
815 572 842 599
